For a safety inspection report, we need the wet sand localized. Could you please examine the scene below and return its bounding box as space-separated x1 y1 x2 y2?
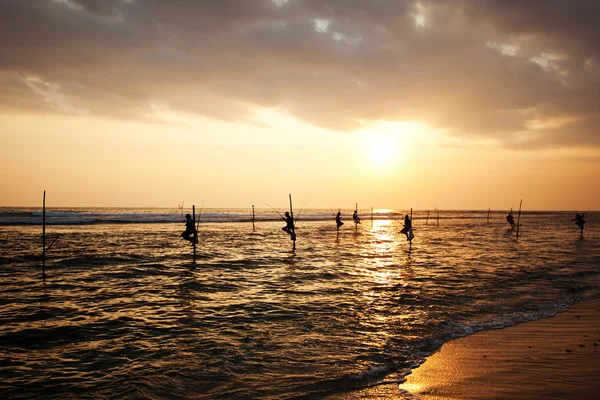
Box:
400 298 600 399
330 298 600 399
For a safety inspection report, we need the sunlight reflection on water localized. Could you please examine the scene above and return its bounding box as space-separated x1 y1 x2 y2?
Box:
0 211 599 398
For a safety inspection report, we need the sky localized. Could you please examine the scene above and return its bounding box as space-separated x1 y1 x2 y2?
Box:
1 0 599 210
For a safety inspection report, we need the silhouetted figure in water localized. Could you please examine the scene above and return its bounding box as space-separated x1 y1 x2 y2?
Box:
506 212 515 229
336 210 344 229
282 212 294 235
353 209 361 225
572 213 586 237
181 213 195 243
400 214 414 241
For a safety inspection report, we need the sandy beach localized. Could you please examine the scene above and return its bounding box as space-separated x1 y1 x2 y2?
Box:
331 298 600 399
394 298 600 399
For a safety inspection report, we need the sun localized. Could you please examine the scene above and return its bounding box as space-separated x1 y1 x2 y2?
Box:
366 134 399 172
355 121 423 174
371 138 395 166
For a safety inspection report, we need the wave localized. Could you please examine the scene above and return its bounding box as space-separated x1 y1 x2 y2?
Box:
0 208 397 226
0 208 591 226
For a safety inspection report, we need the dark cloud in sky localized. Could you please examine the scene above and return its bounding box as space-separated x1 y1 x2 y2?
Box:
467 0 600 57
1 0 599 148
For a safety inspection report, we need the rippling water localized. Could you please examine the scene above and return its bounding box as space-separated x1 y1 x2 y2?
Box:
1 209 599 399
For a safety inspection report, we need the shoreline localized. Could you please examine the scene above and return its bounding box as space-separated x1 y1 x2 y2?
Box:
401 298 600 399
331 298 600 399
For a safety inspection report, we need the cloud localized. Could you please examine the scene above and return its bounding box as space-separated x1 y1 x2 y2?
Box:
1 0 599 149
20 74 89 115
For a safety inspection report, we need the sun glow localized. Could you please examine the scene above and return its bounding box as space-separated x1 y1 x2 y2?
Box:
355 121 429 174
358 130 403 173
369 136 397 168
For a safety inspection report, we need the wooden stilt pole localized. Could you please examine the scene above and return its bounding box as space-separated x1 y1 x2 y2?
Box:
371 206 373 225
516 199 522 240
409 207 413 253
40 191 60 278
437 209 440 227
252 205 255 232
355 202 358 233
487 208 490 224
192 205 197 264
289 194 296 252
42 190 46 278
426 210 429 225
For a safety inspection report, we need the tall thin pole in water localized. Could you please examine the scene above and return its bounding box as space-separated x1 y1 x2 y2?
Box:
437 209 440 227
252 205 255 232
192 205 197 265
487 208 490 224
516 200 522 240
371 206 373 226
289 194 296 252
409 207 413 253
40 191 59 278
355 202 358 233
426 210 429 225
42 190 46 277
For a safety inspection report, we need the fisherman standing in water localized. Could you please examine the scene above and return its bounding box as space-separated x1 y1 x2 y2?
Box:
336 209 344 229
572 213 586 237
353 209 361 225
506 212 515 229
282 211 294 235
400 214 414 241
181 213 196 243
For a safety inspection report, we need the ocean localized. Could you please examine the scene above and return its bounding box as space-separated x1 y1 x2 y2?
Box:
0 208 598 399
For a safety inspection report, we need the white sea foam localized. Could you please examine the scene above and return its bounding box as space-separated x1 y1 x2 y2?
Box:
352 364 389 380
0 209 598 398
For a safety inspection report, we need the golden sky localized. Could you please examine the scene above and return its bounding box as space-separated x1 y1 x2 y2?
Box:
1 0 599 210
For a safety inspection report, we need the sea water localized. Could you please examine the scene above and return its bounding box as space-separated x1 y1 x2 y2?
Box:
0 208 598 399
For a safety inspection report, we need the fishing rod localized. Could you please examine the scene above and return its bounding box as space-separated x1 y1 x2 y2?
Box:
294 198 310 224
325 203 337 217
585 206 590 221
263 202 286 220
